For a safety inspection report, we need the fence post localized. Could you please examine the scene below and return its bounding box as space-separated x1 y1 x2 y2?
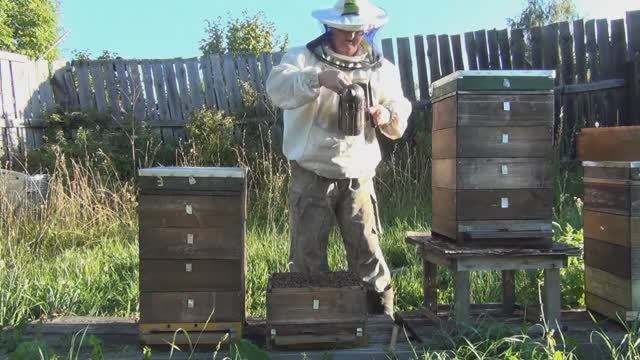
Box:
632 52 640 125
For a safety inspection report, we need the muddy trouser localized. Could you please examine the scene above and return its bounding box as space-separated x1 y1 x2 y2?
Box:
288 162 393 310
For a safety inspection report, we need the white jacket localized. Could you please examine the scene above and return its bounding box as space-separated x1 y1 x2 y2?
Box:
266 45 412 179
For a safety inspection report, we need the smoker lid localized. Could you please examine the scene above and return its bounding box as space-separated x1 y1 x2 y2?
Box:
138 167 248 178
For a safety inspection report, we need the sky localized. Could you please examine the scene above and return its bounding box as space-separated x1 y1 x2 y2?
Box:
57 0 639 61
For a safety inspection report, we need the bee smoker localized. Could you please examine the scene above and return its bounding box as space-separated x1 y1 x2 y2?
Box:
338 82 375 136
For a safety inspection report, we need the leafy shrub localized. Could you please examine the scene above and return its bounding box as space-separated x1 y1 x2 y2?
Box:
8 109 176 179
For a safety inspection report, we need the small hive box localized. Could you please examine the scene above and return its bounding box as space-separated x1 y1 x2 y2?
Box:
579 126 640 322
266 272 367 349
430 70 556 247
137 167 247 345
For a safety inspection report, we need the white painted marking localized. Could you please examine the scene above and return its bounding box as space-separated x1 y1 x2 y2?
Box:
501 197 510 209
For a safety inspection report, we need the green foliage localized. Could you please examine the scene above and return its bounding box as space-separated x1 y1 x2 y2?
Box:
200 10 289 55
71 49 120 61
183 108 238 167
8 340 51 360
0 0 14 52
18 109 175 179
508 0 579 30
0 0 60 60
230 338 271 360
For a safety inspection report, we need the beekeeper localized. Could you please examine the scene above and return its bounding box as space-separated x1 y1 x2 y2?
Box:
266 0 412 316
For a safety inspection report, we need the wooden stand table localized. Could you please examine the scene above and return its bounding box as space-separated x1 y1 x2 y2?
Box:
405 232 581 329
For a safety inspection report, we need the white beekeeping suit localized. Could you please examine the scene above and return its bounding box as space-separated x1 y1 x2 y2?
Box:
265 0 413 317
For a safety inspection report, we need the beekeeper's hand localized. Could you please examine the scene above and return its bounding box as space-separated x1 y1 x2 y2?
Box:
369 105 391 127
318 69 351 94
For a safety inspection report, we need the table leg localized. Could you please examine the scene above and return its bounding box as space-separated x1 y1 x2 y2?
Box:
543 268 561 330
424 259 438 313
454 271 470 323
502 270 516 314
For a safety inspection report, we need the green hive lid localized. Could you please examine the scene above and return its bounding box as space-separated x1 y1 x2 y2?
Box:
138 166 247 178
430 70 556 99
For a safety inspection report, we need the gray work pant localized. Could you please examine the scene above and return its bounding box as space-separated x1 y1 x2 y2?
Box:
287 162 392 294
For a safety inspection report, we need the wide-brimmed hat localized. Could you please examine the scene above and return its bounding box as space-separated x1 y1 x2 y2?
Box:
311 0 389 32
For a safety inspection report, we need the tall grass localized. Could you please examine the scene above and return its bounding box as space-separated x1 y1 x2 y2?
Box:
0 137 585 329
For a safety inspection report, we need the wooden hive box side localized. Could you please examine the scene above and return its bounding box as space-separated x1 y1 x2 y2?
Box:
582 161 640 320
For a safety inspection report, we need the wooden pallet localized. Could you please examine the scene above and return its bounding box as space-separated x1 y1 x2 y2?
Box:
138 322 242 345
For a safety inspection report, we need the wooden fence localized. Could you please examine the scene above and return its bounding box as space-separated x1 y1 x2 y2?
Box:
0 51 64 154
382 10 640 156
50 52 284 145
2 11 640 158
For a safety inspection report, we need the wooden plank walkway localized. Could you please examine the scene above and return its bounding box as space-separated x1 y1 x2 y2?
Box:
13 315 414 360
3 310 628 360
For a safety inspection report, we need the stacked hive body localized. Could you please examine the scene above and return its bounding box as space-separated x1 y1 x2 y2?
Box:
430 70 556 247
137 167 247 345
579 126 640 322
266 272 367 349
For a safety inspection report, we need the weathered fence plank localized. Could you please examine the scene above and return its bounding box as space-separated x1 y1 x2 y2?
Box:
128 61 146 122
574 20 587 83
398 37 417 102
104 61 120 119
464 32 478 70
597 19 613 79
272 51 284 66
559 21 576 157
497 29 512 70
141 60 158 121
414 35 429 102
1 60 17 123
531 26 544 69
543 24 559 71
186 58 204 110
260 52 273 89
487 29 501 70
510 28 526 70
89 61 107 113
175 60 192 121
451 35 464 72
115 60 132 117
210 55 229 112
64 65 80 111
611 19 628 125
200 56 216 109
151 61 170 122
75 62 93 111
382 38 395 64
426 35 441 82
585 20 599 81
163 60 183 123
223 54 242 113
438 35 454 76
474 30 489 70
628 11 640 57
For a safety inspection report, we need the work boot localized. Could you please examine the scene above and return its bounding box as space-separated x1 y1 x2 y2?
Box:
366 287 395 318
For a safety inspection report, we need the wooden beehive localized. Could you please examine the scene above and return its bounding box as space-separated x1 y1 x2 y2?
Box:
430 70 556 247
137 167 247 345
266 272 367 349
579 126 640 322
